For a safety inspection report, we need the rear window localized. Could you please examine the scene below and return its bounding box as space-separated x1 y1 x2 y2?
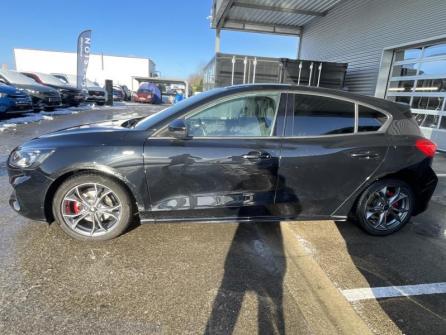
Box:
358 105 388 132
289 94 355 136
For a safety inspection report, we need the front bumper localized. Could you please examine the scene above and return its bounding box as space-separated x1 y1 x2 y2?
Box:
32 96 62 109
8 166 53 222
61 93 86 106
0 97 33 113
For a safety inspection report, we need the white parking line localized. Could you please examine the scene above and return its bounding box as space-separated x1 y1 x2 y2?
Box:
437 174 446 178
341 282 446 302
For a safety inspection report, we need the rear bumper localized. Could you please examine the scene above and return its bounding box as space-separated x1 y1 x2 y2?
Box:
413 164 438 215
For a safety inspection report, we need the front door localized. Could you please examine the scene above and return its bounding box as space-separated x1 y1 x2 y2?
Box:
277 93 389 219
143 91 287 221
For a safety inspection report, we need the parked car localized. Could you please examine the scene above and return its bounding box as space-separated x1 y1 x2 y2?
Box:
0 82 33 114
112 85 124 101
0 70 61 111
7 84 438 241
120 85 132 101
22 72 85 107
134 82 162 104
52 74 107 106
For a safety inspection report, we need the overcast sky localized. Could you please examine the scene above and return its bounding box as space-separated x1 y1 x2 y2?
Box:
0 0 299 78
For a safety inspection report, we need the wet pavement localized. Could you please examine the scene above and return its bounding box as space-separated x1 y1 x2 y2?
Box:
0 104 445 334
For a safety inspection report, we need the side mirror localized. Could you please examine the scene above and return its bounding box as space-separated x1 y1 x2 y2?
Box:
168 119 189 139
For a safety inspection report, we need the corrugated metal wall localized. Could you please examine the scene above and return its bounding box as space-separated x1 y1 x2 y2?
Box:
300 0 446 96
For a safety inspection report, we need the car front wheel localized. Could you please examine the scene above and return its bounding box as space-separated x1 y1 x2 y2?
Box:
53 173 133 241
355 179 414 235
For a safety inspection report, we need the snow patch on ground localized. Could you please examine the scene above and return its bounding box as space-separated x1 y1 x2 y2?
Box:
0 103 129 132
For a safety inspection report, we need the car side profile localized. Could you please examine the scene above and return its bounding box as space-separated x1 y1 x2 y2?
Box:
7 84 438 241
0 69 61 111
21 72 86 107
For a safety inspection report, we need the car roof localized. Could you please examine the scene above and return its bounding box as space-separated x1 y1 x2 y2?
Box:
218 84 410 118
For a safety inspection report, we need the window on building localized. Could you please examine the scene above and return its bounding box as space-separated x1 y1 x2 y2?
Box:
289 95 355 136
386 41 446 130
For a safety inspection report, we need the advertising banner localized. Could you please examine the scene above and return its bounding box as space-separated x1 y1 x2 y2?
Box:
76 30 92 89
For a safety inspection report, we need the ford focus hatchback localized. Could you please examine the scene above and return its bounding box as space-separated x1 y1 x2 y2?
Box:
7 84 438 240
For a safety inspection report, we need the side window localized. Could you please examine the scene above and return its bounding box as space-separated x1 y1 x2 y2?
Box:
290 94 355 136
185 94 279 137
358 105 387 132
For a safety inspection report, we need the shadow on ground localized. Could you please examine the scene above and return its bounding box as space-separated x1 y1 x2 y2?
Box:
336 218 446 335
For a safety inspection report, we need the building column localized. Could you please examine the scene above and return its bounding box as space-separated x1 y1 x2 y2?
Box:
215 29 221 53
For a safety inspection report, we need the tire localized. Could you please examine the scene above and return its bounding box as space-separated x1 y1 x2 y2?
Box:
96 102 105 106
52 173 133 241
44 107 55 111
355 179 414 236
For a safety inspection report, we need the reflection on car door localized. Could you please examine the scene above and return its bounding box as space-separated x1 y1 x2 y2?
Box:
143 92 287 221
277 93 389 219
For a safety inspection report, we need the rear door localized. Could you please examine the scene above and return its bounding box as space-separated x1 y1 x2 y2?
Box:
277 93 389 218
143 91 287 221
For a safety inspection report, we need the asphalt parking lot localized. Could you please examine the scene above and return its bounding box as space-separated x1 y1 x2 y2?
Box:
0 104 445 334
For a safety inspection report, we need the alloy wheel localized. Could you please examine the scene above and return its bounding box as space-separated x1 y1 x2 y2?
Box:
61 183 122 237
364 185 410 231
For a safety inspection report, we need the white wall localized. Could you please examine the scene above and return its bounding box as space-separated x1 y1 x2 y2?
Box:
300 0 446 96
14 48 155 89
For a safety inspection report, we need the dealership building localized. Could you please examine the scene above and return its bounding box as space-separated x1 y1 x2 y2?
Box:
14 48 157 90
210 0 446 150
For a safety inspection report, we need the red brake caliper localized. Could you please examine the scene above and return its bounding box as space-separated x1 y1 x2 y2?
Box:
64 201 81 214
387 189 399 208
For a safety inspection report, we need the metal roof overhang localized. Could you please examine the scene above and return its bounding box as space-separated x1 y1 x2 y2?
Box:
211 0 343 36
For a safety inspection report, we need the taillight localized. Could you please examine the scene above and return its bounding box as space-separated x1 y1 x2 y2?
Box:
416 138 437 158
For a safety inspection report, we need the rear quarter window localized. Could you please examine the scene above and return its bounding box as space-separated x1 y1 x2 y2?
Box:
358 105 388 132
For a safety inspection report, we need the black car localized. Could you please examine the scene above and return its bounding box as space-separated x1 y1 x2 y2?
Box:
0 70 61 111
7 84 438 241
120 85 132 101
22 72 85 107
112 85 124 101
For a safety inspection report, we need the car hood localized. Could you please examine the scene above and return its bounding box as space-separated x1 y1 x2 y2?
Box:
38 120 130 139
17 119 138 151
46 83 81 93
13 83 58 94
88 86 105 92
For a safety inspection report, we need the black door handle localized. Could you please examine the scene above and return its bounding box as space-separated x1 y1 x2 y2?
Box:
242 151 271 160
350 151 380 159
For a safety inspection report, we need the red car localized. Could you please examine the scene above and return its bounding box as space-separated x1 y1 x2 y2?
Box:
134 82 162 104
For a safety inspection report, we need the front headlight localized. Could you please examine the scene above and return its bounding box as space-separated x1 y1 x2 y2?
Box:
8 148 55 169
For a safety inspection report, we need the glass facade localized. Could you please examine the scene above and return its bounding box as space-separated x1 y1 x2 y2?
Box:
386 41 446 130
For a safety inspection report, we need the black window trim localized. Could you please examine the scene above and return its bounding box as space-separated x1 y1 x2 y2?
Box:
150 90 393 140
283 91 392 139
152 90 285 139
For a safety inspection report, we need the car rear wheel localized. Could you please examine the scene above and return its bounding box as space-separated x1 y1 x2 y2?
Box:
355 179 414 235
53 174 133 241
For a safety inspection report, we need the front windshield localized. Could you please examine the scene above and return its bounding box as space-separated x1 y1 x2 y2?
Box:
1 70 38 85
134 88 225 130
38 73 67 86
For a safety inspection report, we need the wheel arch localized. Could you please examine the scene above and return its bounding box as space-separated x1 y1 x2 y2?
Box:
333 166 428 219
44 168 140 223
